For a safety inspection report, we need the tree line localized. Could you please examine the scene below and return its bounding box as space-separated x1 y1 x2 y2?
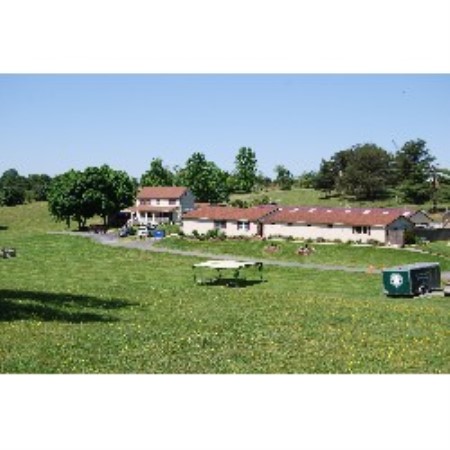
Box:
139 140 450 205
0 169 52 206
1 140 449 228
313 139 450 205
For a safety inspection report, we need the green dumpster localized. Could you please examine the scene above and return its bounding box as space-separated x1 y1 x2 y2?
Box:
382 262 441 297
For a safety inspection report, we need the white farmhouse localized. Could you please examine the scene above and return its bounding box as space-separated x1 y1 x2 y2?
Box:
125 186 195 225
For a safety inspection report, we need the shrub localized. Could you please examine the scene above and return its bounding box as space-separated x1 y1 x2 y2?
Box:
404 229 417 245
158 223 181 235
229 199 248 208
205 229 220 240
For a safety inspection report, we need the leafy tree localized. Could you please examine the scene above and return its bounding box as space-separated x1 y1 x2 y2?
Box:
177 152 230 203
340 144 392 200
393 139 435 204
47 169 86 228
100 166 136 225
330 149 355 194
233 147 258 193
435 167 450 205
27 173 52 201
296 171 317 189
313 145 393 200
274 165 294 190
0 169 27 206
140 157 174 187
255 172 273 190
79 165 135 226
48 166 135 229
314 159 336 196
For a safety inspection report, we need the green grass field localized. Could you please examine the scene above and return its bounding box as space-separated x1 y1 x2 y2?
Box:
155 237 450 271
1 203 449 373
231 187 422 208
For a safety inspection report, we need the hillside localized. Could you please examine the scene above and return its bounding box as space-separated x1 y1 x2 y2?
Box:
230 187 435 209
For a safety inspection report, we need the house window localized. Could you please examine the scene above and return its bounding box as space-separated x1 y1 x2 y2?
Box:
237 221 250 231
169 199 177 205
214 220 227 230
327 224 333 228
156 199 161 205
352 226 371 234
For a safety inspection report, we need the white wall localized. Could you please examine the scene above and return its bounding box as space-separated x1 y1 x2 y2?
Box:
137 198 179 207
262 223 387 243
183 220 214 235
182 219 258 237
136 190 194 223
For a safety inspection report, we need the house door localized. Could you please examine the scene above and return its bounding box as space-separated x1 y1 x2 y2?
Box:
387 229 405 246
257 223 263 237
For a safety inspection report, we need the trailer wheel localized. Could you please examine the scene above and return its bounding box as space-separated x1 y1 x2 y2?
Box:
418 285 429 296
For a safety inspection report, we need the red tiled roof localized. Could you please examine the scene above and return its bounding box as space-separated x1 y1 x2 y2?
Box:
137 186 188 199
260 206 415 226
183 205 278 222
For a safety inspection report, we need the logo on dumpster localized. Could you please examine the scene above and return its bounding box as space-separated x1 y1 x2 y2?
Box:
390 273 404 288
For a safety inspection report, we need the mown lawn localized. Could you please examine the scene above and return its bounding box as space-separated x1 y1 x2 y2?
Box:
1 203 449 373
155 236 450 271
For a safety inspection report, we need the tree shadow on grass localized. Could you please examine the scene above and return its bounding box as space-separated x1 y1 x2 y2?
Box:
0 289 137 323
0 226 8 231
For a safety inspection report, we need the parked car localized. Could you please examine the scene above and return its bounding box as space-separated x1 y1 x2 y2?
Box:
137 226 149 238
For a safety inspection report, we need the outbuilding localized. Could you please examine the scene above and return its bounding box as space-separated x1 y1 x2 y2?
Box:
182 205 278 237
260 206 415 246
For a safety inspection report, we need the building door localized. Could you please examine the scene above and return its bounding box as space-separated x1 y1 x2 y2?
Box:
387 229 405 246
257 223 263 237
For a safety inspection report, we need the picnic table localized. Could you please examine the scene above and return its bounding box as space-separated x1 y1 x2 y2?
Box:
1 247 16 258
192 260 264 286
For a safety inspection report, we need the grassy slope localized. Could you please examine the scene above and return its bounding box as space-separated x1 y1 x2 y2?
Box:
231 187 420 208
1 203 449 373
156 237 450 271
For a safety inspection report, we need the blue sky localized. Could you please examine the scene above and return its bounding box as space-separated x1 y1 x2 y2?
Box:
1 74 449 179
